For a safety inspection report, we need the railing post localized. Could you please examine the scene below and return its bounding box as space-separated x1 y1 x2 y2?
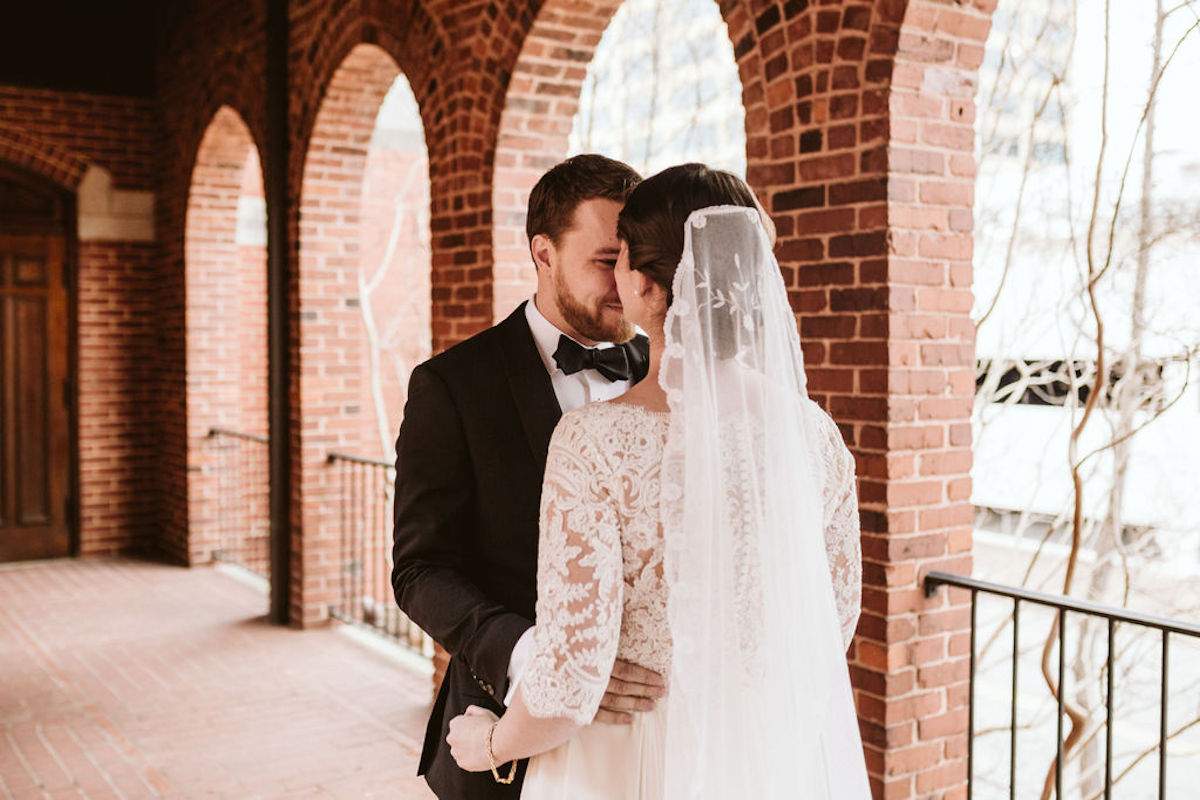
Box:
1010 600 1020 800
1105 618 1114 800
1056 610 1066 799
1159 631 1169 799
968 588 976 800
208 428 271 581
923 571 1200 800
326 450 434 660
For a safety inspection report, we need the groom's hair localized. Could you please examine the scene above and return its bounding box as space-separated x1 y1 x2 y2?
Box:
526 154 642 245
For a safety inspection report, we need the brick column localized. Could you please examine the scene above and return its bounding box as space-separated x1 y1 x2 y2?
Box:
860 2 992 797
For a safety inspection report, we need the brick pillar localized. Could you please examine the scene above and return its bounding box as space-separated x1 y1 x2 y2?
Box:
861 2 992 797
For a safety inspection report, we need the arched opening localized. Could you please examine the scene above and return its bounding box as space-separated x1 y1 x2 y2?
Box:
298 43 431 629
359 78 432 461
185 107 269 577
492 0 746 322
969 2 1200 795
569 0 745 176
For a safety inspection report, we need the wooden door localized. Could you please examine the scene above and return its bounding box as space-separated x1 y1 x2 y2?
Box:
0 235 71 561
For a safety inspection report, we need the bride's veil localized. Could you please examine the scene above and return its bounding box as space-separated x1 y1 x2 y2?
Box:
659 205 870 798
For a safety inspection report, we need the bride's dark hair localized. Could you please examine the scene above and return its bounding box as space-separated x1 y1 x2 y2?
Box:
616 163 758 305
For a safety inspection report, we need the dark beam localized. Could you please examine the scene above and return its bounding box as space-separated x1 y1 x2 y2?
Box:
0 2 156 97
266 0 292 625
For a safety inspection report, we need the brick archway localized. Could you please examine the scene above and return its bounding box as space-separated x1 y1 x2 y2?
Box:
487 1 992 795
184 105 268 570
292 4 484 357
296 43 412 626
154 30 272 565
0 124 90 193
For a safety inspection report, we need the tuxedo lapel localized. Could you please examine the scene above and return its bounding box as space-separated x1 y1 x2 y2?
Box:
497 303 561 474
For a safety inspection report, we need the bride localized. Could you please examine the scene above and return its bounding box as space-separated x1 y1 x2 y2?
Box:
447 164 871 798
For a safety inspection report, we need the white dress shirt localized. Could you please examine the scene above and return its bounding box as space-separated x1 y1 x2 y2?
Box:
523 297 635 411
505 298 635 704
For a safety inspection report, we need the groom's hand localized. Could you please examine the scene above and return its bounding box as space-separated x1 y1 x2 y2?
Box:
594 660 666 725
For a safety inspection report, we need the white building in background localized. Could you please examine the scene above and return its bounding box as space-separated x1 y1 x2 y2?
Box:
568 0 745 177
971 0 1200 574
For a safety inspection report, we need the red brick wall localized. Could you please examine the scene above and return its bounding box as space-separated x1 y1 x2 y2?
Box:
0 85 157 558
76 241 159 556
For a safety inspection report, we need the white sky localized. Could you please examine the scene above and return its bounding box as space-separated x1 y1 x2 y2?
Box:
975 0 1200 360
375 75 422 133
1071 0 1200 196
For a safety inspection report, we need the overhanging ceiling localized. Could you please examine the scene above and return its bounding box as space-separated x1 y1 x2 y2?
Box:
0 1 158 97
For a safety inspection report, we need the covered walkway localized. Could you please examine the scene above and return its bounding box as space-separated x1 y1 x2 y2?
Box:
0 559 434 799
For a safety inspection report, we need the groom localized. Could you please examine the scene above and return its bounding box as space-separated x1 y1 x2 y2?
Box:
392 154 662 799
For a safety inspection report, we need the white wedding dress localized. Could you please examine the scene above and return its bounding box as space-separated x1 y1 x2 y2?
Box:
517 398 862 799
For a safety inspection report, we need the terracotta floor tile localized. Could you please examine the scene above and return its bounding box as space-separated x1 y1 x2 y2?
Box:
0 559 435 799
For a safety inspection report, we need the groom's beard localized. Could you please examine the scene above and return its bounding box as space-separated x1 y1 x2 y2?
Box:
555 270 634 345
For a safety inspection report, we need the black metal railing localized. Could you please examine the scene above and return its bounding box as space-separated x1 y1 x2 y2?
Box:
925 571 1200 800
208 428 270 579
327 450 434 658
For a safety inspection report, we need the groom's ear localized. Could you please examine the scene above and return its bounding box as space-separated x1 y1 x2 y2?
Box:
529 233 556 274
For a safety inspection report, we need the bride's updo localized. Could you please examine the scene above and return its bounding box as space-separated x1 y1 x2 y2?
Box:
616 163 768 306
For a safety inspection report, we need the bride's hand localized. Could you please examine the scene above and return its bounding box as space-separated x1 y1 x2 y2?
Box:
447 705 500 772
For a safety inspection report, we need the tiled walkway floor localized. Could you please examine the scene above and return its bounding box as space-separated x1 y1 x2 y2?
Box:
0 558 436 799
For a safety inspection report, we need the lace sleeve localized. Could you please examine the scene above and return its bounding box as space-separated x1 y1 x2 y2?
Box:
811 404 862 650
520 411 623 725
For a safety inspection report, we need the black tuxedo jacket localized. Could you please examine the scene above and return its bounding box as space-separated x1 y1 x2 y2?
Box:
393 303 649 798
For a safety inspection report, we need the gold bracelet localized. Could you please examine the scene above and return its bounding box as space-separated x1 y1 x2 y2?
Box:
486 721 517 785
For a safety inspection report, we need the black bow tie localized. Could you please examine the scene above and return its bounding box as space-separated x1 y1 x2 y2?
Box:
553 334 648 382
